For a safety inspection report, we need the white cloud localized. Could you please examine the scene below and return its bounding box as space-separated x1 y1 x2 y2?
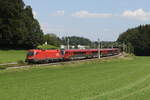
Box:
122 9 150 21
71 9 150 21
71 10 112 18
50 10 65 16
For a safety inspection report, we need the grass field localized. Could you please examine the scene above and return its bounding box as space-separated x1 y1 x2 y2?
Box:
0 50 27 64
0 56 150 100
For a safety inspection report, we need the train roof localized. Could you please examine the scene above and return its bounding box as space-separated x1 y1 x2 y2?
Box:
64 48 119 52
28 48 119 52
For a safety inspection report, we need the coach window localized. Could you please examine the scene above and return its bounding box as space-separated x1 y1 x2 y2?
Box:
74 52 85 54
65 52 69 54
92 51 97 54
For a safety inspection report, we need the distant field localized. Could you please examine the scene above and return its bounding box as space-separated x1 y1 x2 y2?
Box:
0 50 27 63
0 56 150 100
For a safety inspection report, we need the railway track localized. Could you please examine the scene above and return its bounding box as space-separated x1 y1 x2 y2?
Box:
6 54 122 70
0 63 17 66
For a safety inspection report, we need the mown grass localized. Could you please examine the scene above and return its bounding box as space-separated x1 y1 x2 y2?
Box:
0 50 26 63
0 56 150 100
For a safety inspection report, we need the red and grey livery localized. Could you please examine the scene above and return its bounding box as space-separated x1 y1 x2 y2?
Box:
26 48 120 63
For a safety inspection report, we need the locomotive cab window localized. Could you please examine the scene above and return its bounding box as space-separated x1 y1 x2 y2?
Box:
27 52 34 56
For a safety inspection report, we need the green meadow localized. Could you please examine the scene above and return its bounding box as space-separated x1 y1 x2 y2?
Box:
0 50 27 64
0 56 150 100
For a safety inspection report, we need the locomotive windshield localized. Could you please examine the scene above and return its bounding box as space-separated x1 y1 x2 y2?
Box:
27 52 34 56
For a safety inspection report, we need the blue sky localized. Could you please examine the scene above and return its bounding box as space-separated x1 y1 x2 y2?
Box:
24 0 150 41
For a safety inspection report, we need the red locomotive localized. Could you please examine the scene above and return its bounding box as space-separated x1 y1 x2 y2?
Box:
26 48 120 63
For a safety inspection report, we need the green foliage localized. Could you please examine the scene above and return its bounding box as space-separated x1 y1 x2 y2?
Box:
118 24 150 56
17 60 26 65
0 65 7 69
92 41 121 49
0 0 44 49
44 33 61 47
37 44 59 50
62 36 92 47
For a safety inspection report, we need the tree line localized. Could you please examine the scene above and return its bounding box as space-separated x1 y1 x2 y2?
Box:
44 34 122 50
117 24 150 56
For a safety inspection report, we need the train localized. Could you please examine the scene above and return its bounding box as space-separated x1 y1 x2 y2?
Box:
25 48 120 63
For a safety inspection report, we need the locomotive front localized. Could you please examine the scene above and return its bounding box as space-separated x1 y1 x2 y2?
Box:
25 49 40 63
25 49 64 63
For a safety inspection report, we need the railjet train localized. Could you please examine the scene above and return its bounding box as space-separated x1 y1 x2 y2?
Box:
26 48 120 63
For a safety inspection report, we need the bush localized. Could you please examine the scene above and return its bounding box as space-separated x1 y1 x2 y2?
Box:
0 65 7 69
17 60 26 65
37 44 59 50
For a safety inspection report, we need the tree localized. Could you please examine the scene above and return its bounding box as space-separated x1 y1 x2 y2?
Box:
0 0 44 49
23 6 44 48
117 24 150 56
44 33 61 47
0 0 25 47
61 36 92 47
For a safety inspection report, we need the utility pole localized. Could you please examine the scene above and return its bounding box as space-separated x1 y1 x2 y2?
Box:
123 42 126 53
112 43 113 48
98 38 101 59
67 37 70 49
